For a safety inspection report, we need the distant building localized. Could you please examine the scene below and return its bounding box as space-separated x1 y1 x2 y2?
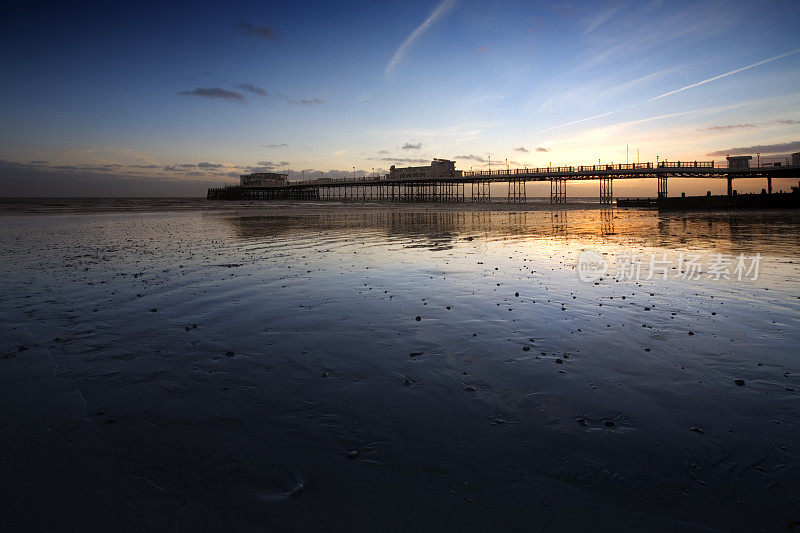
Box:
240 172 288 187
389 158 461 179
726 155 752 169
792 152 800 167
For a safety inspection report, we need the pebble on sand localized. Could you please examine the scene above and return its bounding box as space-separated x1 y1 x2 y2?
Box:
465 386 476 392
734 379 745 386
691 427 704 434
225 351 235 358
415 316 421 321
347 450 358 460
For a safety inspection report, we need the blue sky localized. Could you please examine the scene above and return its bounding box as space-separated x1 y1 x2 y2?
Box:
1 0 799 194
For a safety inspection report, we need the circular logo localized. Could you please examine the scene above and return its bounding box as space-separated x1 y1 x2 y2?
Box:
578 250 608 282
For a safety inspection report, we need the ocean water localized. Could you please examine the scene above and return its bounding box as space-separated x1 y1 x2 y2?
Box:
1 199 799 531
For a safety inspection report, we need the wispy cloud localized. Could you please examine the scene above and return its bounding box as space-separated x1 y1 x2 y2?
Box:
178 87 244 102
266 143 289 148
236 20 277 40
707 140 800 156
514 147 529 153
288 97 325 106
648 48 800 102
371 157 430 164
699 123 756 131
402 142 422 150
454 154 486 163
384 0 458 78
698 118 800 132
235 82 268 96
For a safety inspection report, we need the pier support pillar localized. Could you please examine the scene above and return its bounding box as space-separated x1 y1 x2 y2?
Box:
550 178 566 203
508 179 526 203
727 177 733 196
657 175 668 198
472 180 490 202
768 176 772 194
600 177 613 204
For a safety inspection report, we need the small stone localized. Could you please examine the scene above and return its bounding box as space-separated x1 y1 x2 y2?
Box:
347 450 358 460
522 346 530 351
321 371 329 377
465 386 476 392
17 345 28 352
415 316 421 321
404 379 411 386
604 420 615 427
225 351 235 358
691 427 704 434
644 347 651 352
734 379 745 386
515 292 519 297
150 308 158 313
644 307 651 311
494 418 506 424
688 331 695 336
577 418 588 426
409 351 422 357
555 358 564 364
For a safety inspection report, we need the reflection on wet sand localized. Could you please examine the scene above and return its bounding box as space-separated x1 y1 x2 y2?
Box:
1 205 798 531
220 208 800 257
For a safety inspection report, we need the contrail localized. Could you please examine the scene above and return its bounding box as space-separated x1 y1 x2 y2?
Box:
648 48 800 102
384 0 458 78
541 48 800 132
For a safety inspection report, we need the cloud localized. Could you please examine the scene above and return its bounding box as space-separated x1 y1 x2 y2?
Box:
0 159 221 197
128 164 158 169
252 161 290 171
197 162 223 169
402 142 422 150
514 147 529 153
265 143 289 148
381 157 430 164
27 160 48 164
377 150 389 155
777 119 800 125
288 97 325 105
454 154 487 163
535 147 549 153
235 82 268 96
178 87 244 102
699 123 756 131
707 140 800 156
648 48 800 102
236 20 277 40
384 0 458 78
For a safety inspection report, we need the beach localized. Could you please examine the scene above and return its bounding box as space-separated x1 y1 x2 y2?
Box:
1 200 798 531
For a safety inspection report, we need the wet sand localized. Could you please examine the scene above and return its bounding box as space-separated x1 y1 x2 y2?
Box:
1 201 799 531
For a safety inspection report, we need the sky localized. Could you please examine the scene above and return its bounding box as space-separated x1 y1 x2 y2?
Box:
1 0 799 196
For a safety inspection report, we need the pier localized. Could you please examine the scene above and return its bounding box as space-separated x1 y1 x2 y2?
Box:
207 157 800 204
